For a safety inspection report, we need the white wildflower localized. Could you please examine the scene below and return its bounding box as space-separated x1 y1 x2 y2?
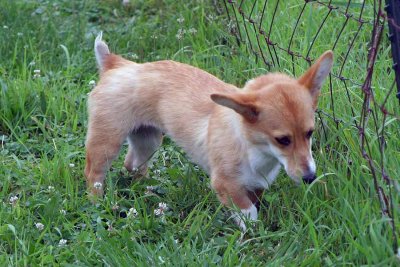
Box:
176 28 186 40
48 186 55 191
93 182 102 189
177 17 184 24
227 20 236 31
188 28 197 35
154 202 168 216
154 208 163 216
88 80 96 88
35 222 44 231
60 209 66 215
9 196 18 206
112 203 120 211
145 185 155 195
106 221 113 232
122 0 130 6
58 239 67 246
17 32 23 37
130 53 139 60
33 69 41 78
3 25 8 29
127 208 138 218
69 163 75 168
29 61 35 66
158 202 168 210
207 14 216 21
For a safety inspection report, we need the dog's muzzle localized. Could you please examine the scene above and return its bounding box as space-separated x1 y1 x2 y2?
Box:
302 173 316 184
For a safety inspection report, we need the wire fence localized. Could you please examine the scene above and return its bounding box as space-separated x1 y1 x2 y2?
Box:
219 0 399 253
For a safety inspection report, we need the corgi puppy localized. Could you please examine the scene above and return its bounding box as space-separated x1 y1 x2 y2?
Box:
85 33 333 230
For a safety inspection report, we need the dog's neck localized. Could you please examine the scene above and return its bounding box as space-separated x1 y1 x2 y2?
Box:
217 107 282 188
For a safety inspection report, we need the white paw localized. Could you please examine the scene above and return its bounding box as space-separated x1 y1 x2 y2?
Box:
232 204 258 232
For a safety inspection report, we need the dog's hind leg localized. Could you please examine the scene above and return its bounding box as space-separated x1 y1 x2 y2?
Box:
85 114 131 197
124 126 163 176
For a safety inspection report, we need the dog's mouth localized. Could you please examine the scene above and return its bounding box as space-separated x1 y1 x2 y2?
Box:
280 165 311 185
286 171 316 185
276 155 316 185
302 173 316 184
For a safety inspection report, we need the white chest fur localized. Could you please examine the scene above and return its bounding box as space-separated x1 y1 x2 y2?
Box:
239 144 281 190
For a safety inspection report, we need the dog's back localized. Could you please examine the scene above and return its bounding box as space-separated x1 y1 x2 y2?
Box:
90 34 239 171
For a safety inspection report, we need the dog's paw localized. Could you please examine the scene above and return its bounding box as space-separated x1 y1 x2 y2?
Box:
234 216 248 232
231 204 258 232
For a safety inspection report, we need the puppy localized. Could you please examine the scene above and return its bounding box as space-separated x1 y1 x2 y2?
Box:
85 33 333 230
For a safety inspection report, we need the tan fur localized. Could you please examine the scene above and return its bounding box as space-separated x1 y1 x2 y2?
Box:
102 54 130 74
85 34 333 230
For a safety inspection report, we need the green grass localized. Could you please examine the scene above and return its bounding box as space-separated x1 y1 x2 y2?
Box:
0 0 399 265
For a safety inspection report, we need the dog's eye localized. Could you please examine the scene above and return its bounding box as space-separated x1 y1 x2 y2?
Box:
275 136 291 146
306 130 314 139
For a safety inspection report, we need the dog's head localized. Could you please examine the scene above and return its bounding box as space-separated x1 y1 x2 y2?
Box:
211 51 333 184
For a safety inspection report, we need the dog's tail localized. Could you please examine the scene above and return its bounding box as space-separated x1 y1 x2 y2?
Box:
94 32 110 72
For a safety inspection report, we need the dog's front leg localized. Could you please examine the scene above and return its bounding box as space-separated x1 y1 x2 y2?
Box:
247 189 264 211
212 178 257 231
233 203 258 232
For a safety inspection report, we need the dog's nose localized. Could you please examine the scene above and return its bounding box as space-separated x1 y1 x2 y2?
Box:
302 173 316 184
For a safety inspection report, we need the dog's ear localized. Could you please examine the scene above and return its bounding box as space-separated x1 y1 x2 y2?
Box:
211 93 259 123
298 50 333 109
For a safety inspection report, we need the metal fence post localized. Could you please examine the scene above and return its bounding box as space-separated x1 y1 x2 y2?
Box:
385 0 400 103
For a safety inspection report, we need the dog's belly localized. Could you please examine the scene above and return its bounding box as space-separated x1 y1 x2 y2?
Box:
163 117 211 173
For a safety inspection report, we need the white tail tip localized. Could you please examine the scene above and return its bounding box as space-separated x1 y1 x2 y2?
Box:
94 32 110 71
